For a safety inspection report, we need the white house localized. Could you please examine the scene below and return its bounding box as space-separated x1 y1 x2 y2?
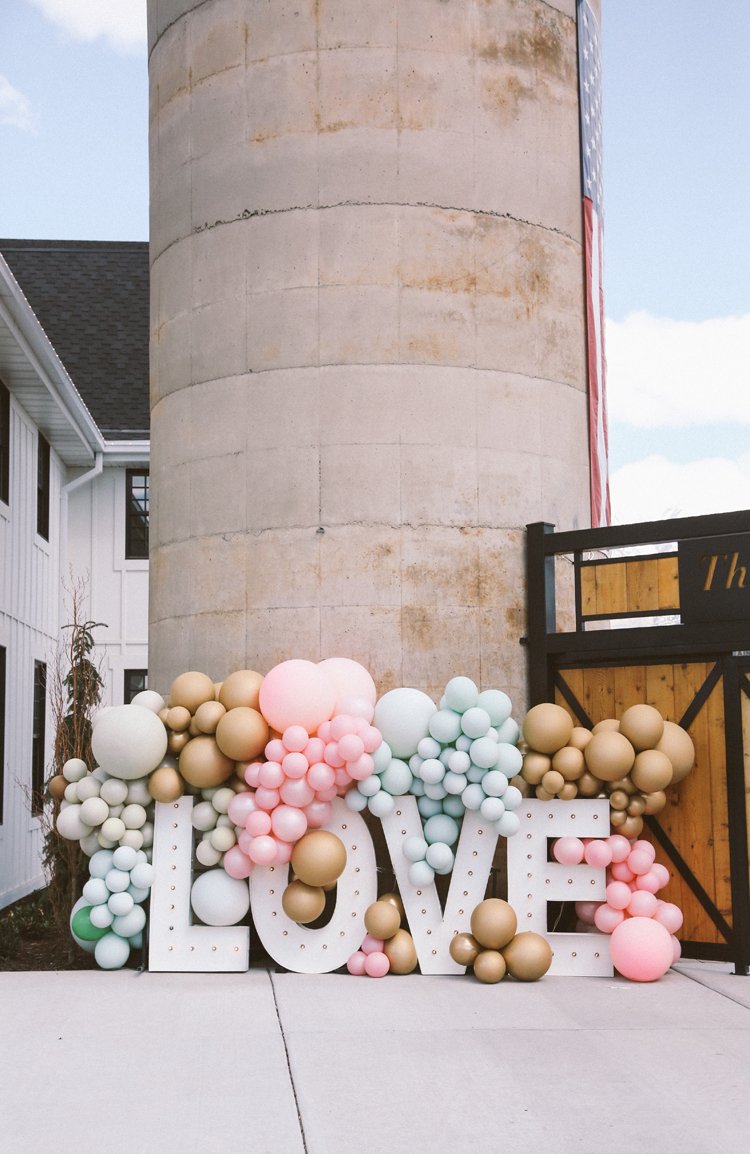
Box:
0 240 150 908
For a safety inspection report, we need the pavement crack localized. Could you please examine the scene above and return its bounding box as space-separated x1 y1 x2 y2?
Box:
269 970 309 1154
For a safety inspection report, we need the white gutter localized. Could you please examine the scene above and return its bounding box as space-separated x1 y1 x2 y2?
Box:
61 451 104 496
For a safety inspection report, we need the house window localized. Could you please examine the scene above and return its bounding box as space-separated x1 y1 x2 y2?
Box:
37 432 50 540
0 645 6 824
125 469 149 559
0 379 9 506
31 660 46 816
124 669 148 704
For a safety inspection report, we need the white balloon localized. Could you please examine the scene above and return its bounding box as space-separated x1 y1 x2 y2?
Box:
76 776 101 802
125 778 152 807
99 778 129 806
88 849 115 878
91 705 168 781
112 845 138 872
190 870 250 927
94 932 131 969
79 831 101 857
80 796 109 828
195 839 223 868
129 861 154 891
121 803 148 830
101 816 126 843
130 689 166 713
56 804 90 841
62 758 88 783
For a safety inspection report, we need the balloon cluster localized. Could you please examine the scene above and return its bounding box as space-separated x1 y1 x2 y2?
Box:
520 703 695 839
347 895 418 977
191 786 239 867
280 830 349 924
69 846 154 969
449 898 553 984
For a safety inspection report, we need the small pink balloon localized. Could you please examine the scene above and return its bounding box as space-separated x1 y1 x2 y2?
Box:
248 835 279 865
609 916 674 981
347 753 374 781
634 868 662 894
610 861 635 883
237 830 254 855
627 890 658 919
274 839 294 864
574 901 599 925
334 767 352 789
336 696 375 722
305 737 326 764
631 839 656 862
338 733 365 763
608 834 632 863
606 881 633 911
305 800 333 828
671 934 682 962
307 761 336 792
254 786 281 812
346 950 368 975
323 741 346 769
314 786 337 803
361 933 385 956
282 751 309 779
279 776 315 808
594 904 625 934
362 725 383 754
244 762 262 788
364 950 390 978
259 761 285 789
227 792 258 825
317 720 332 743
245 809 273 837
653 901 683 934
283 725 309 753
271 804 308 843
627 848 654 876
552 836 585 865
331 714 356 741
223 845 253 879
651 863 671 890
265 738 286 763
584 839 613 869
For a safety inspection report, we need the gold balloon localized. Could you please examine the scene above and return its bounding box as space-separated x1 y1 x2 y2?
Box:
169 671 216 713
502 931 553 980
610 810 627 827
627 794 647 817
630 748 673 793
148 764 185 802
167 730 190 755
291 830 347 888
575 771 602 797
379 892 405 922
194 700 226 735
559 782 578 801
166 705 192 733
619 814 644 839
552 745 585 781
449 932 481 967
158 707 170 724
608 789 630 811
568 726 594 751
541 769 565 796
179 735 234 788
281 880 326 924
642 789 667 815
215 707 269 762
608 776 636 795
473 949 507 984
592 718 620 733
470 898 517 950
188 717 202 738
48 774 68 801
521 751 552 785
364 900 402 941
219 669 264 712
383 929 418 974
522 703 574 755
655 720 696 784
535 786 553 801
584 730 636 782
619 704 665 751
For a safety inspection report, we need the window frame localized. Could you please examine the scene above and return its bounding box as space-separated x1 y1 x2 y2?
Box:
31 659 47 816
0 378 9 506
125 468 149 560
36 431 50 541
0 645 6 825
124 668 148 704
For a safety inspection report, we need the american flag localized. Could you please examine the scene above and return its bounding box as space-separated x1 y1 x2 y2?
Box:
577 0 611 527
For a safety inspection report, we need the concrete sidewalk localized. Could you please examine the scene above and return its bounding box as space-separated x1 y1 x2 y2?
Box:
2 961 749 1154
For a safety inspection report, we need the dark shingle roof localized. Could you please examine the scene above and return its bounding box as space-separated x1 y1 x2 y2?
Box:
0 239 149 440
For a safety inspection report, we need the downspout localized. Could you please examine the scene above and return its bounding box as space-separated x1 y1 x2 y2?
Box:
60 451 104 591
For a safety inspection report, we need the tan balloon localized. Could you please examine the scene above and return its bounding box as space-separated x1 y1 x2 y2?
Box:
521 751 552 785
608 789 630 812
535 786 553 801
281 880 326 924
383 929 418 974
608 776 636 795
559 782 578 801
473 949 507 984
166 705 192 733
188 717 202 738
470 898 517 950
169 671 216 713
502 931 553 980
610 809 627 827
148 764 185 802
219 669 264 712
584 730 636 782
179 735 234 788
48 774 68 801
619 704 665 751
194 700 226 734
449 932 481 967
552 745 585 781
576 771 602 797
522 703 574 754
215 707 269 762
592 718 620 733
630 748 673 793
364 900 402 941
655 721 696 784
568 726 594 751
541 769 565 795
291 830 347 888
379 892 405 922
167 730 190 756
642 789 667 815
627 794 647 817
619 814 644 839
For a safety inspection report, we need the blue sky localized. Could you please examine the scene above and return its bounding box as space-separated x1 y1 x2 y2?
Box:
1 0 748 526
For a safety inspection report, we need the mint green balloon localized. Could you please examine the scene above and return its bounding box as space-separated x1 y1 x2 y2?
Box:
428 708 462 745
380 758 412 796
417 795 442 819
442 794 466 819
71 905 109 942
372 739 393 774
476 689 512 726
425 841 454 874
423 813 460 846
443 677 478 713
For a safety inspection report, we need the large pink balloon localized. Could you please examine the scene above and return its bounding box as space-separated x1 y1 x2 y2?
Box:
271 804 308 843
552 837 585 866
609 916 674 981
317 658 377 708
259 660 336 734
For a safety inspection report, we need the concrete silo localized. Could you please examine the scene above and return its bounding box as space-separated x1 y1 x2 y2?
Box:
148 0 596 704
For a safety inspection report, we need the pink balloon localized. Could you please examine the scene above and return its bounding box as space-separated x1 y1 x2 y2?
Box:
271 804 308 843
627 849 654 876
364 950 390 978
304 737 326 764
651 863 671 890
314 786 338 803
552 837 585 865
361 933 385 956
330 714 355 741
317 721 332 743
282 752 309 780
606 881 633 911
279 776 315 808
259 761 285 789
671 935 682 963
362 725 383 754
653 901 683 934
227 791 258 825
583 839 613 869
264 738 286 763
245 810 272 837
336 696 376 722
323 741 346 769
346 753 374 781
259 659 336 734
609 916 674 981
223 845 253 879
283 725 309 753
594 904 625 934
346 950 367 976
574 901 599 925
607 834 632 863
635 868 662 894
244 762 262 788
307 762 336 792
248 835 279 865
627 890 658 919
317 657 377 707
338 733 365 763
334 767 352 789
305 800 333 828
274 839 294 864
610 861 635 884
237 830 254 855
631 839 656 862
254 786 281 812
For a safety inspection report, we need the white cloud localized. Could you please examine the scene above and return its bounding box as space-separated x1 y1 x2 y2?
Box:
0 75 36 132
610 454 750 526
26 0 147 56
606 311 750 429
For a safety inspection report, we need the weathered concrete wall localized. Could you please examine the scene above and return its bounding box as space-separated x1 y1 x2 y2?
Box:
148 0 593 706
